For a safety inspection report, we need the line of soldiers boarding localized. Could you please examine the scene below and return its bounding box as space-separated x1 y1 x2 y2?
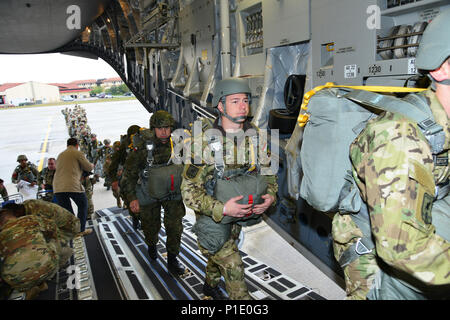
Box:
62 104 121 217
0 11 449 301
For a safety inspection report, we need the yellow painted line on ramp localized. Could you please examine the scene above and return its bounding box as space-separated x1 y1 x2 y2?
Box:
38 116 53 172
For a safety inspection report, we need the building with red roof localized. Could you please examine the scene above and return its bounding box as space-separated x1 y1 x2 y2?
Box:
50 82 91 99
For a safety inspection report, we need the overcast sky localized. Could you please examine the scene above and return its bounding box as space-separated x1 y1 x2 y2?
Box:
0 53 120 84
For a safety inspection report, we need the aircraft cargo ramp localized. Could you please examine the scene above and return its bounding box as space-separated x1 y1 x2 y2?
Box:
9 207 326 301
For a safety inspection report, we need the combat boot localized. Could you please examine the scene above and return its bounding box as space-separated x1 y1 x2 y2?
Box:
148 245 158 260
167 253 185 276
202 282 227 300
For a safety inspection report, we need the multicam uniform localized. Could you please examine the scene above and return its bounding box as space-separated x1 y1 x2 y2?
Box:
181 118 278 300
23 199 81 248
332 88 450 300
0 215 59 291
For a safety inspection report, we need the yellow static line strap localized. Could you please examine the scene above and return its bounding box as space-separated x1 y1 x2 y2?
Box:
248 139 256 172
297 82 427 127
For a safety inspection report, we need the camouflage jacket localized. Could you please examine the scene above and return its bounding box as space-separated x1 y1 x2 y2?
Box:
349 88 449 285
122 129 174 202
95 145 113 164
23 199 80 237
87 140 101 162
106 134 132 183
0 215 59 258
11 162 39 184
181 118 278 223
37 167 55 189
78 134 90 153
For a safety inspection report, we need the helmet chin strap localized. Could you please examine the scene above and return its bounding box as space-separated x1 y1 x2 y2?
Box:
429 74 450 88
437 79 450 85
221 111 247 124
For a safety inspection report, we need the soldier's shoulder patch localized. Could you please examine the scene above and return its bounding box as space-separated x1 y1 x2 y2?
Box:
421 192 433 225
184 164 203 180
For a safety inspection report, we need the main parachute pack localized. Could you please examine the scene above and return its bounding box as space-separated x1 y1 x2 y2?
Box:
297 83 445 214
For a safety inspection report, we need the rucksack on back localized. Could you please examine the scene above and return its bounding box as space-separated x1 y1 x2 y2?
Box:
299 87 373 213
296 83 443 214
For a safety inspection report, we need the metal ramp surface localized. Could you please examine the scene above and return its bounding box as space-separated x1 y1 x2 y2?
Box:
90 207 325 300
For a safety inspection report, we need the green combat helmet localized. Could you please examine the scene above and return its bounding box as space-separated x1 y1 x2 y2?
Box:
17 155 28 162
150 110 175 130
127 125 140 137
212 77 252 123
416 8 450 85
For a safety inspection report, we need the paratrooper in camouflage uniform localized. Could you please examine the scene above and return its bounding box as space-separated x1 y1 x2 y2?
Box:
88 134 102 181
94 139 113 184
0 213 59 298
122 111 186 276
181 78 278 300
331 10 450 300
106 125 141 225
105 141 122 207
0 200 81 299
78 129 90 154
3 200 80 253
11 155 39 186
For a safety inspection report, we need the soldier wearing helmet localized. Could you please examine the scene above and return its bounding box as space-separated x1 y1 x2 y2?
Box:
104 141 122 207
78 129 90 154
180 77 278 299
12 155 39 186
331 9 450 300
122 111 186 276
94 139 113 190
88 133 101 164
106 125 141 226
